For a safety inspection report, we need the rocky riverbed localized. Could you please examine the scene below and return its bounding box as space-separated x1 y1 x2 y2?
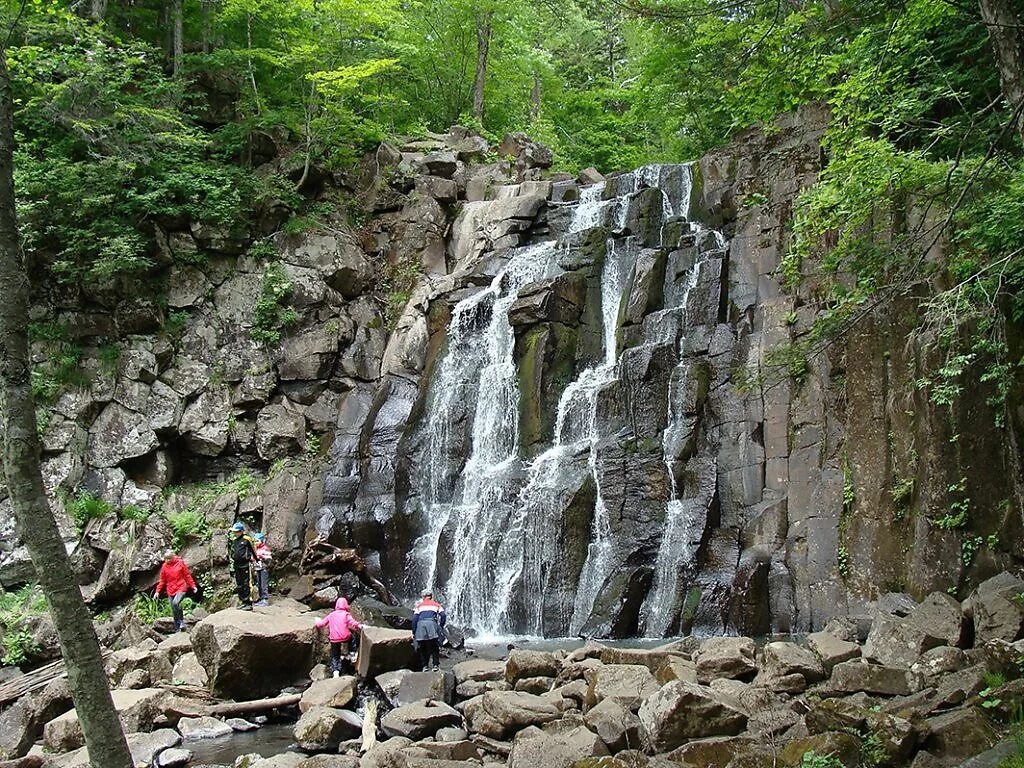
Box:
2 572 1024 768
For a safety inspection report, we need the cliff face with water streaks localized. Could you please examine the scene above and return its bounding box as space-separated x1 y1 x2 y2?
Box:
317 105 1024 638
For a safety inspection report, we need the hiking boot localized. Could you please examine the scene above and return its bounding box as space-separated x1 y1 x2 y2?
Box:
255 599 269 607
240 603 253 611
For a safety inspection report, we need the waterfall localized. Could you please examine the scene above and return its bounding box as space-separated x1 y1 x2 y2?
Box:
407 163 725 638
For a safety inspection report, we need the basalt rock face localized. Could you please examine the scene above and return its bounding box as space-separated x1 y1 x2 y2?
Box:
315 105 1024 638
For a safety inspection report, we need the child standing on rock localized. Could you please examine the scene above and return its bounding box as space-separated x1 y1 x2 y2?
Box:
314 597 361 677
253 532 272 606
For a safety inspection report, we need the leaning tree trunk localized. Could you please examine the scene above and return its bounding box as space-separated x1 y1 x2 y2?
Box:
979 0 1024 144
0 52 133 768
472 10 492 124
172 0 184 77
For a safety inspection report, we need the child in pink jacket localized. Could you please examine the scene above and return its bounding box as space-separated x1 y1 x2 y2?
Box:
315 597 361 677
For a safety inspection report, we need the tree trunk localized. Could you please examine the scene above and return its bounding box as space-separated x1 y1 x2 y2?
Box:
530 74 541 121
90 0 108 20
472 10 492 124
0 52 133 768
172 0 184 77
201 0 212 53
978 0 1024 144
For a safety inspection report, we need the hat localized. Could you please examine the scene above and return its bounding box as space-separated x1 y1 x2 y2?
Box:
421 589 433 597
162 549 175 559
230 522 245 532
254 533 266 542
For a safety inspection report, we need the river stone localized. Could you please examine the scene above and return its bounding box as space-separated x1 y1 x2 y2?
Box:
178 715 234 740
172 652 209 687
158 747 194 767
508 721 608 768
761 641 825 683
46 727 181 768
300 676 359 712
416 739 481 761
453 659 505 684
583 698 643 752
381 700 462 739
227 718 260 732
191 603 316 698
968 572 1024 642
831 660 918 696
395 670 456 705
694 637 757 683
474 691 561 737
807 631 861 672
356 625 418 679
294 706 362 751
43 687 165 752
583 664 658 712
506 650 561 683
638 681 747 752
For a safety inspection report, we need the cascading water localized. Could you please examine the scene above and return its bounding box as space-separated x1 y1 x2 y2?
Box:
408 163 726 637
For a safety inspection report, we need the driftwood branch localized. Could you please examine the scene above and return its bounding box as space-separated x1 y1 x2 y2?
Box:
299 535 395 605
164 693 302 720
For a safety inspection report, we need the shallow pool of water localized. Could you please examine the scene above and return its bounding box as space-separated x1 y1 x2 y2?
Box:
186 723 300 766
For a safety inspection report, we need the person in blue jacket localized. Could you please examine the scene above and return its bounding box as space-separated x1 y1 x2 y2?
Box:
411 590 446 671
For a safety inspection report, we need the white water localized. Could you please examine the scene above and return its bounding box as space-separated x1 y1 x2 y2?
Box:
410 163 724 637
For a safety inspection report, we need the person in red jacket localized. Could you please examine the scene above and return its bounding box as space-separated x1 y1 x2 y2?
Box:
154 549 197 632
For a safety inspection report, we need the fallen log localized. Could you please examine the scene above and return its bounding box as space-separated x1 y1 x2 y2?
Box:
208 693 302 717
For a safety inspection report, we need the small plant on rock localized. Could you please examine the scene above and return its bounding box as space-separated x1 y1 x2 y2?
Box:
799 752 845 768
66 490 113 531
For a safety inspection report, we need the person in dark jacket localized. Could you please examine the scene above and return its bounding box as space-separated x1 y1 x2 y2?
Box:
412 590 446 671
228 522 257 610
154 549 197 632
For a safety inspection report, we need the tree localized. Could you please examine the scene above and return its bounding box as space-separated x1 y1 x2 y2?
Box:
91 0 107 20
0 7 133 768
472 7 491 122
978 0 1024 144
172 0 184 76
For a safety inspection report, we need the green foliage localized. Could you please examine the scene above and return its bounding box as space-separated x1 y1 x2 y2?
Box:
799 752 845 768
165 509 210 551
251 262 297 344
119 505 150 523
134 594 195 624
861 730 886 768
66 491 114 532
0 586 47 667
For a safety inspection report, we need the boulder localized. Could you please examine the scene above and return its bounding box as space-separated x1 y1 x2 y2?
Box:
106 643 172 689
0 698 35 759
157 747 193 767
300 676 359 712
761 641 825 683
293 706 362 751
297 757 362 768
515 677 554 694
177 715 233 740
454 659 505 685
191 604 316 698
395 670 456 706
924 708 997 762
469 691 562 738
667 735 757 768
255 400 307 461
911 646 967 678
381 700 462 739
778 732 862 768
583 664 659 712
172 652 209 687
47 728 181 768
356 625 418 679
88 402 159 468
506 650 561 683
508 721 608 768
968 572 1024 642
806 631 861 672
43 688 165 753
865 593 965 668
831 660 919 696
583 698 643 752
694 637 757 683
638 681 747 752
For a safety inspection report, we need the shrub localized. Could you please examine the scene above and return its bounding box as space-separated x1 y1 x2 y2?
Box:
66 491 113 531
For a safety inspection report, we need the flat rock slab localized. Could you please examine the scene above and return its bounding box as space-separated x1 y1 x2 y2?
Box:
356 626 418 679
831 661 919 696
43 688 165 753
191 602 316 698
47 728 180 768
381 700 462 739
300 676 358 712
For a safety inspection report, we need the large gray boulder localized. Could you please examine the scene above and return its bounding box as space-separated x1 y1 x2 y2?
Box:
967 572 1024 642
356 625 418 679
865 593 966 668
381 700 462 739
88 402 159 468
191 603 316 698
465 691 562 739
300 676 359 712
694 637 757 683
48 728 181 768
583 698 643 752
830 660 919 696
293 706 362 751
505 650 560 684
507 719 608 768
583 664 659 712
638 681 748 752
177 715 233 740
807 631 861 672
43 688 165 752
760 641 825 683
